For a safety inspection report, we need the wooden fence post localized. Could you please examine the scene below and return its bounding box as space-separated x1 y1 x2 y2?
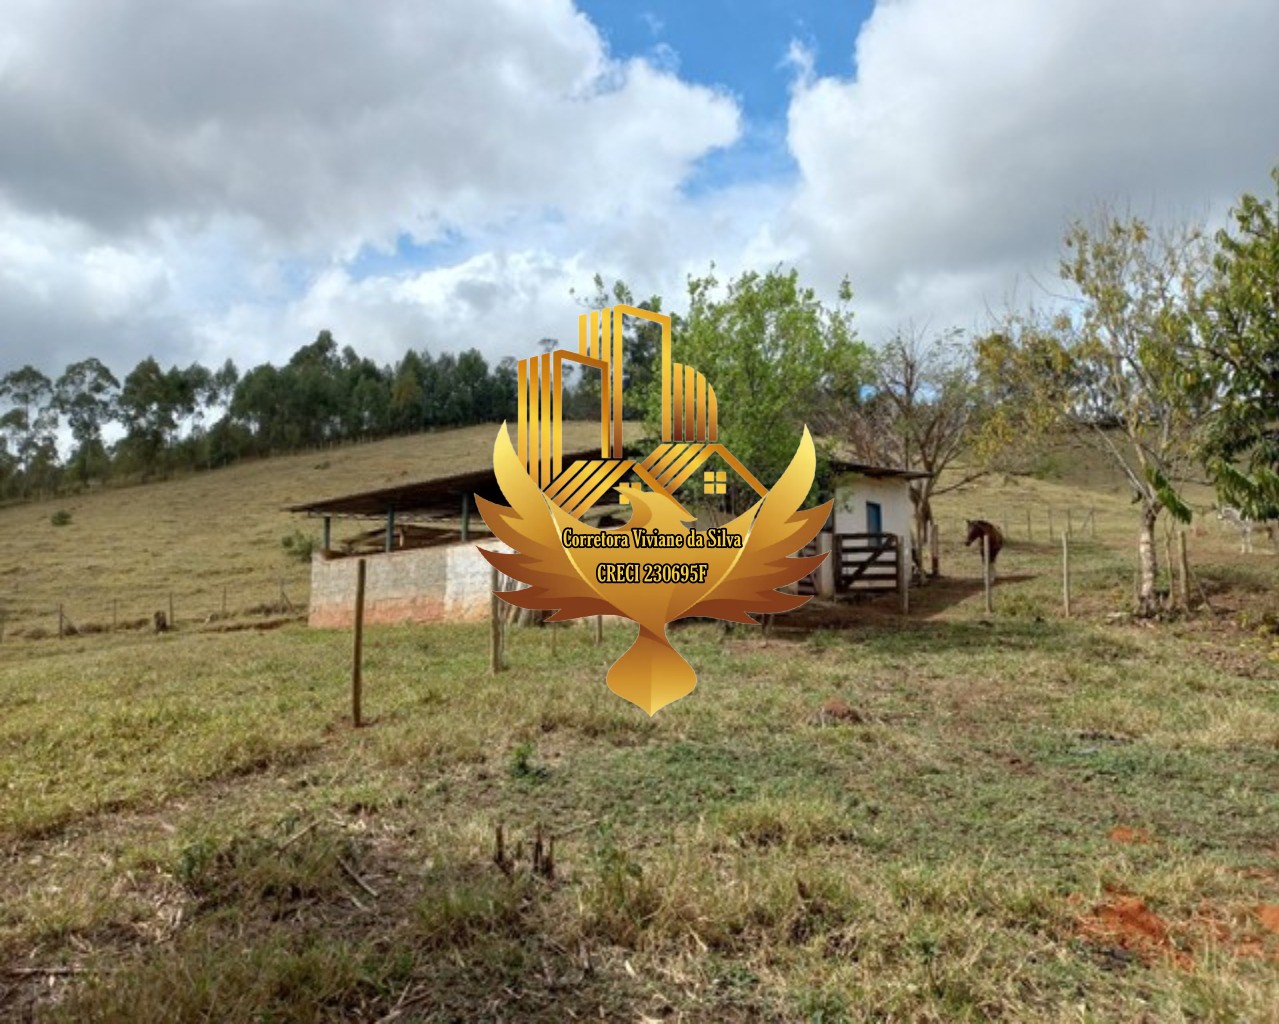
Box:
982 534 993 614
896 536 909 615
1062 533 1071 618
1177 532 1190 610
352 558 366 726
490 566 503 674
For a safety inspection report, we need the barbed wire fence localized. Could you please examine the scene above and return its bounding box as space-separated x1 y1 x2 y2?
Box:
0 575 307 644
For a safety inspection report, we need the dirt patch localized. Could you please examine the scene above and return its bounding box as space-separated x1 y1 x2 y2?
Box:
814 698 864 725
1074 893 1279 969
1108 826 1154 845
1075 895 1191 969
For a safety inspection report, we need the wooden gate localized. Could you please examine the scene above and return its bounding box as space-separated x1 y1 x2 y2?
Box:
833 533 900 594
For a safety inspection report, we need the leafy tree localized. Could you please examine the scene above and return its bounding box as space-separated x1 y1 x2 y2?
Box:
339 350 389 438
452 349 491 424
284 332 344 445
211 358 240 408
230 363 288 452
657 266 869 512
1194 167 1279 518
978 214 1210 616
491 356 519 423
431 352 460 426
390 352 426 432
54 357 119 484
578 275 665 418
117 357 181 476
0 365 58 495
171 362 213 449
824 326 989 574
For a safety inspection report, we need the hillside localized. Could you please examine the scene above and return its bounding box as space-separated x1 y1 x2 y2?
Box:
0 421 624 640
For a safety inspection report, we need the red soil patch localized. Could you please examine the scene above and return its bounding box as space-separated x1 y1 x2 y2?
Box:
1075 895 1191 969
1074 894 1279 969
1108 825 1154 845
817 697 864 723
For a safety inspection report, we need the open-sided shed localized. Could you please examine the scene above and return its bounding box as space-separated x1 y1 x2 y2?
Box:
287 446 617 628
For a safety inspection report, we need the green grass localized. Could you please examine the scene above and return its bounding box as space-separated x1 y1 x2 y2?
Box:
0 425 1277 1020
2 611 1276 1021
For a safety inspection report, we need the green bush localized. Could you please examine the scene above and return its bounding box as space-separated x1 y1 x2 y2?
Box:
50 509 72 527
281 529 316 562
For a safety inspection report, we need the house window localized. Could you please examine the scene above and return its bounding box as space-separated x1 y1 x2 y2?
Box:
703 470 727 495
866 501 883 534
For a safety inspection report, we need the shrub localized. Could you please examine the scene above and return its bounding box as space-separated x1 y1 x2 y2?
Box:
281 529 316 562
50 509 72 527
508 741 548 781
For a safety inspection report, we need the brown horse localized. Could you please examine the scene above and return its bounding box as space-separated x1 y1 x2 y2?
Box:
965 519 1004 569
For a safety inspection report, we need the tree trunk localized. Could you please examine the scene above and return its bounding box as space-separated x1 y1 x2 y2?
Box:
910 491 940 580
1136 505 1160 617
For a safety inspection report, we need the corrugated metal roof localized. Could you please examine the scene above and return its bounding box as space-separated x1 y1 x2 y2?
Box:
286 447 606 519
829 458 932 481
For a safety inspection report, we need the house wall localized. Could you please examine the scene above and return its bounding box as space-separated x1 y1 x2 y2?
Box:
309 539 511 628
831 474 914 589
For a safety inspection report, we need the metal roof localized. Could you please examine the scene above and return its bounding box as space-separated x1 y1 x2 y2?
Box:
286 447 606 519
828 458 932 481
287 446 929 520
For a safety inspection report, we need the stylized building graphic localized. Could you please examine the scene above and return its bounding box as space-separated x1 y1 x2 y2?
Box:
514 304 765 517
291 303 929 629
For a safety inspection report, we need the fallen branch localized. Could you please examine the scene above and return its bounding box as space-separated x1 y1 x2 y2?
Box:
5 966 94 977
337 856 379 899
554 818 601 839
277 819 320 851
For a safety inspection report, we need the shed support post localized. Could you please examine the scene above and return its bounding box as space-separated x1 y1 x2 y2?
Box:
896 535 909 615
461 494 471 542
322 516 331 553
385 508 395 553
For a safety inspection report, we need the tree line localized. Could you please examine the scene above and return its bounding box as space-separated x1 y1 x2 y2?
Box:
2 335 549 498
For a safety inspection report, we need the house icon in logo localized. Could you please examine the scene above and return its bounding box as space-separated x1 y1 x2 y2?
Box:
513 305 765 515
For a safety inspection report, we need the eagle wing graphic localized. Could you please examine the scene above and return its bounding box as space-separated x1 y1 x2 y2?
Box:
473 427 615 621
685 426 831 623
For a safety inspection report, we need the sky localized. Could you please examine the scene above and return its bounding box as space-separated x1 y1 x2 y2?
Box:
1 0 1278 384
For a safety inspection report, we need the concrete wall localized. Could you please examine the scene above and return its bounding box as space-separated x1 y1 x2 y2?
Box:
309 539 512 628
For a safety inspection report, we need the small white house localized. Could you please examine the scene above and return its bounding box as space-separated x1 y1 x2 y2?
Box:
805 461 931 598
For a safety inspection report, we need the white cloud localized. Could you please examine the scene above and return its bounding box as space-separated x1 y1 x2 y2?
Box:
0 0 742 375
783 0 1279 341
3 0 1279 389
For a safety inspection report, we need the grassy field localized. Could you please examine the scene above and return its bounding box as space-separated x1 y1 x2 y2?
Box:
0 422 619 641
1 427 1277 1021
